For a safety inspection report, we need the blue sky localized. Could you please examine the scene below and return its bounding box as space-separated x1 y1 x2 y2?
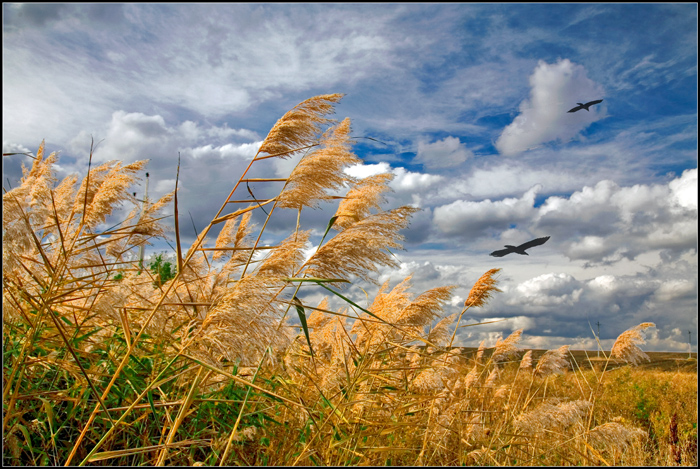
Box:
3 3 697 352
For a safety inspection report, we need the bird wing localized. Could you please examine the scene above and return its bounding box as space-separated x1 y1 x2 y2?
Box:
517 236 551 251
585 99 603 106
490 248 513 257
567 105 583 113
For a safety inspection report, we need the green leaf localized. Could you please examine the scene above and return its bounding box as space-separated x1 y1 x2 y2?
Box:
147 389 160 431
293 296 314 358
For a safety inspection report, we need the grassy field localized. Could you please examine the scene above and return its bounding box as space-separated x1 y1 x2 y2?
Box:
3 94 697 466
458 348 698 372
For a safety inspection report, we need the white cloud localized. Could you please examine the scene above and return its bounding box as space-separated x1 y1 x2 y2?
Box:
345 162 393 179
459 164 579 199
566 236 615 260
495 59 605 157
653 279 697 302
415 136 473 169
2 141 31 155
390 167 443 192
91 111 171 164
189 142 261 160
669 168 697 211
534 173 697 262
432 184 540 238
514 273 583 307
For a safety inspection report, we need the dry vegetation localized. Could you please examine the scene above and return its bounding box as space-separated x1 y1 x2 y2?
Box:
2 94 697 466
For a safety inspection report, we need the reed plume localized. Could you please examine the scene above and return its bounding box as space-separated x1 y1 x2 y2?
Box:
277 117 360 209
534 345 570 377
611 322 655 365
475 339 486 363
258 93 344 158
302 206 420 284
518 349 533 370
514 399 592 434
587 421 647 452
464 364 480 389
492 329 523 363
334 172 394 230
464 268 502 308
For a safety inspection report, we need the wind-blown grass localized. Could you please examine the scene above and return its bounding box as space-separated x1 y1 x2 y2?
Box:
3 96 696 466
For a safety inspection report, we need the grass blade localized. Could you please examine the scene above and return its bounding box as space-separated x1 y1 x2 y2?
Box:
293 296 314 358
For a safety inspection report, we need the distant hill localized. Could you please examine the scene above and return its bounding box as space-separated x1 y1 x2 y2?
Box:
453 348 698 373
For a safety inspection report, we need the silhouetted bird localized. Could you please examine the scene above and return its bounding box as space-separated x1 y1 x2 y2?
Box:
490 236 551 257
568 99 603 113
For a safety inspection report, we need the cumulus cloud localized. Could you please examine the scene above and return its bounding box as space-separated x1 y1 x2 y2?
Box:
669 168 697 210
345 162 393 179
513 273 583 308
495 59 605 157
189 142 261 160
414 136 473 169
432 184 540 238
2 141 31 155
459 163 580 199
534 172 697 262
390 167 443 194
86 111 260 165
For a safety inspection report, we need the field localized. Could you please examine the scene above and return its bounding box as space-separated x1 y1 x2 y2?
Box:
460 348 698 372
2 94 697 466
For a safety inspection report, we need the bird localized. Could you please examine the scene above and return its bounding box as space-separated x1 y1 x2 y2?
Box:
568 99 603 113
490 236 551 257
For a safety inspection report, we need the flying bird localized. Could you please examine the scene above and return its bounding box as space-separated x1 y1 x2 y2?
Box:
490 236 551 257
568 99 603 113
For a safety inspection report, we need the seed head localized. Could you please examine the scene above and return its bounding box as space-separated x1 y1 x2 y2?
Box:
464 268 502 308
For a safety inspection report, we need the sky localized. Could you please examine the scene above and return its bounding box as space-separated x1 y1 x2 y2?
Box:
3 3 698 353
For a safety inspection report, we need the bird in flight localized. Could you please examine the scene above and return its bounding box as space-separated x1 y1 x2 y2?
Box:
568 99 603 113
490 236 551 257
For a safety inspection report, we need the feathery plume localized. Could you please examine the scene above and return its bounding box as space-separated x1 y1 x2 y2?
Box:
76 160 148 229
475 339 486 363
534 345 570 377
492 329 523 363
427 313 457 346
611 322 655 365
519 349 533 370
277 118 360 210
306 298 331 329
255 231 310 278
588 421 647 451
196 274 286 363
213 216 242 262
394 286 456 328
51 173 79 226
464 268 502 308
303 206 419 284
258 93 343 158
484 367 500 387
464 364 479 389
3 141 59 241
333 172 394 230
514 399 592 434
412 368 444 393
350 277 413 348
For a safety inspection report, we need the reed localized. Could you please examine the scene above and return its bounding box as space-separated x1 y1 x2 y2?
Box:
2 96 695 466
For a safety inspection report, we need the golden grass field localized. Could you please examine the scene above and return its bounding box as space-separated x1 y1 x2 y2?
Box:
3 94 697 466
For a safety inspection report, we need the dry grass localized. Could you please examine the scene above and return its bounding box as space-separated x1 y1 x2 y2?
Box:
3 96 696 466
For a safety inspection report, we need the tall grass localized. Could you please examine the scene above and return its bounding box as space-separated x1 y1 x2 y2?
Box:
3 95 697 466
